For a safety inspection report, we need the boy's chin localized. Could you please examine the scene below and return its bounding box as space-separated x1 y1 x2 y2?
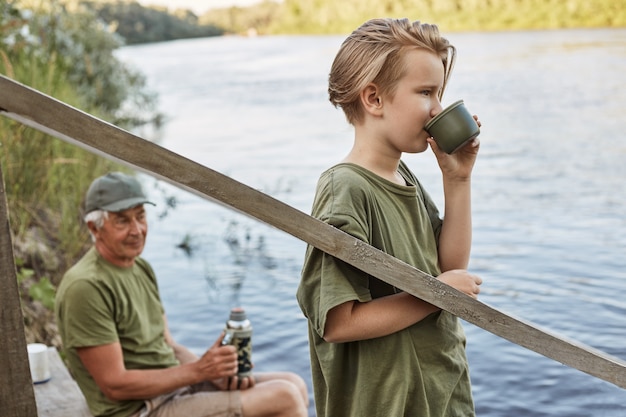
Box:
406 141 430 154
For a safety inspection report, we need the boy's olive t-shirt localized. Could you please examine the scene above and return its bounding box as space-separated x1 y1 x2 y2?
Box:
297 161 475 417
55 247 179 417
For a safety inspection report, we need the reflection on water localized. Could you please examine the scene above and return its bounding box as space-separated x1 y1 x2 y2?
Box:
205 220 278 304
117 28 626 416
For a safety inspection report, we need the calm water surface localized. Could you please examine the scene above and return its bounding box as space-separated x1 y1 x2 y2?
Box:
116 29 626 416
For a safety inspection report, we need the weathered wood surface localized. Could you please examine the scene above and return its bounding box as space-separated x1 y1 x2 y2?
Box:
0 161 38 416
1 74 625 389
34 348 92 417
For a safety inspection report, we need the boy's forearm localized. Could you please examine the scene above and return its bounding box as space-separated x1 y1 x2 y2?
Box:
324 294 439 343
439 178 472 271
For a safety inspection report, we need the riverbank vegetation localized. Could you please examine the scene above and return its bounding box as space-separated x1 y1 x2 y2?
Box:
81 0 224 44
203 0 625 35
1 0 624 347
22 0 626 45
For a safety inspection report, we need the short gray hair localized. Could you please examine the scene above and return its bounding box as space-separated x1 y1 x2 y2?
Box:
84 210 108 241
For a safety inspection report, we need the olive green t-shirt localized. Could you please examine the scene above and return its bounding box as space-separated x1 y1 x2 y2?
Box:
297 161 475 417
55 247 179 417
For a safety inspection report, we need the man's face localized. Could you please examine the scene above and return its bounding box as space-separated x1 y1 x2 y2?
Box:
91 205 148 267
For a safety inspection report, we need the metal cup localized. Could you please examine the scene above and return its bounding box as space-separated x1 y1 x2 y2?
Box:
425 100 480 154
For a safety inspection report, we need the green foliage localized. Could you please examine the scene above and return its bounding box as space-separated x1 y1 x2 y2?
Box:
200 0 625 34
198 1 281 35
29 277 56 310
80 0 224 44
2 0 160 124
15 258 54 312
15 259 34 284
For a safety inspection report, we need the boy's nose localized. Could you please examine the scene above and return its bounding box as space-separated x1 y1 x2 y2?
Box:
431 101 443 117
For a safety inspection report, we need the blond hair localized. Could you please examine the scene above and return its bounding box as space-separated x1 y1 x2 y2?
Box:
328 18 456 125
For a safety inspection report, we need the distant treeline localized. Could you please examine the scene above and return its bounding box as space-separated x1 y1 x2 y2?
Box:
79 1 224 44
203 0 625 35
66 0 626 46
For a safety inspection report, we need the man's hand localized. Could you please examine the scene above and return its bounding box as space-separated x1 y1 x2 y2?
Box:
196 333 239 382
210 333 257 391
213 374 257 391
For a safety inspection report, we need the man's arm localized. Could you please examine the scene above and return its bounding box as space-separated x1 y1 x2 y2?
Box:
77 316 238 401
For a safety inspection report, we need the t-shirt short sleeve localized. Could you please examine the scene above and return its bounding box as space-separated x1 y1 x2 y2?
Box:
60 279 119 348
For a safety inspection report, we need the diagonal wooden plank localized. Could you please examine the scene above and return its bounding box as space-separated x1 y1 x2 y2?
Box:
1 74 625 389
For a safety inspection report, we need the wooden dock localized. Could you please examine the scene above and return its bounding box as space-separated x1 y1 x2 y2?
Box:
33 348 91 417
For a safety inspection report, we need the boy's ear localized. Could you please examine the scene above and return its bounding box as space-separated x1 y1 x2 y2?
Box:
360 84 384 116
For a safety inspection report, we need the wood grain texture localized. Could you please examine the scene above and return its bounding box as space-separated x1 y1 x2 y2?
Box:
0 160 38 416
1 74 624 389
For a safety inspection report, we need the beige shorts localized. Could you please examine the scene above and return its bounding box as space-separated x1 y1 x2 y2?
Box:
133 381 242 417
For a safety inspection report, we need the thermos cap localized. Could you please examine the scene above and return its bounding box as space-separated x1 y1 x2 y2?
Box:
229 307 247 322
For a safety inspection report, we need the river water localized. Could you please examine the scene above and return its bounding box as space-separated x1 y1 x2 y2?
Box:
116 28 626 416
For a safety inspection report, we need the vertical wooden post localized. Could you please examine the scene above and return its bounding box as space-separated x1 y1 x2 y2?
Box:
0 160 38 416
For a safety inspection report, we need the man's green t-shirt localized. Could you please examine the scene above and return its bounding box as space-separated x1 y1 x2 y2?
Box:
297 161 475 417
55 247 179 417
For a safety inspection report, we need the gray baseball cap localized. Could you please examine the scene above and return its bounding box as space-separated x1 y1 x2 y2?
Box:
85 172 155 213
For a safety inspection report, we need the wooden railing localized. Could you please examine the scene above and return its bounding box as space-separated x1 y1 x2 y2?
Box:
1 74 625 416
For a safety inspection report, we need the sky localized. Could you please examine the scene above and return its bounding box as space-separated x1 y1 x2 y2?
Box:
137 0 267 14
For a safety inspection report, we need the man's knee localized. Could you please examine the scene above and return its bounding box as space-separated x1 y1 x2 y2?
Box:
281 374 309 406
266 380 303 406
257 372 308 404
241 379 307 415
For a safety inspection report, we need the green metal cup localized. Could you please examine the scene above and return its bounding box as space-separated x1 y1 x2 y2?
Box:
424 100 480 154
